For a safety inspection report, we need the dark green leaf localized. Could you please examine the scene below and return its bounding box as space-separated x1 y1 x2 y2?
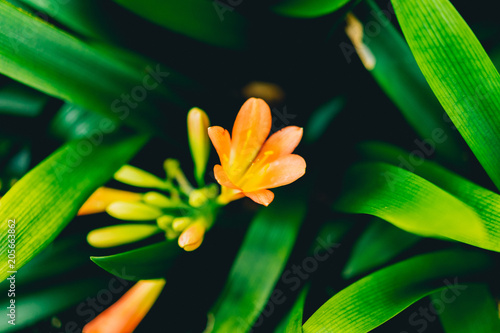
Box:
272 0 350 18
91 240 182 281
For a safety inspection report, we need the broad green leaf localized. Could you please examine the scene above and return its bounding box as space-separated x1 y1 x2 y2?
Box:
391 0 500 190
0 0 183 134
334 162 500 252
50 103 120 141
0 278 105 331
209 190 307 332
358 142 500 252
0 82 48 117
434 284 500 332
303 249 492 332
271 0 350 18
342 218 420 279
304 96 345 144
112 0 247 49
91 240 182 281
348 0 463 162
0 134 148 281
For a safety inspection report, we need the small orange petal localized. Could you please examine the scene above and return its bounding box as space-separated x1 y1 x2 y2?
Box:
78 187 142 216
213 165 239 189
229 98 272 180
83 279 165 333
243 154 306 192
244 189 275 206
208 126 231 169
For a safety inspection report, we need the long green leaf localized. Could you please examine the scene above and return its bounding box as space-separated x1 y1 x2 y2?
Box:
209 190 307 332
342 218 420 279
271 0 350 18
349 0 463 162
274 286 309 333
334 162 499 251
434 284 500 332
391 0 500 189
0 82 48 117
0 134 147 281
112 0 247 49
303 249 492 332
91 240 182 281
0 0 182 134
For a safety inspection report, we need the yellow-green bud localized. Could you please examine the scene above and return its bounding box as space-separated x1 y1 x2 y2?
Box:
114 165 166 189
163 159 180 180
189 189 208 208
187 107 210 186
172 217 191 232
157 215 174 230
106 201 163 221
143 192 172 208
87 224 160 248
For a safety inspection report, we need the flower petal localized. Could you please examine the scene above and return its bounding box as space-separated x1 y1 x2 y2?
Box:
244 189 275 206
208 126 231 169
213 165 239 189
83 279 165 333
229 98 272 180
254 126 303 165
243 154 306 192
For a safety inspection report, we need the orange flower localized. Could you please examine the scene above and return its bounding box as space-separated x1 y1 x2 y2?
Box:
83 279 165 333
208 98 306 206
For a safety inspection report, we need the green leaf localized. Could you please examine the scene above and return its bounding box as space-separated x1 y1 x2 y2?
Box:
0 134 148 281
434 284 500 332
50 103 120 141
274 285 309 333
391 0 500 190
209 190 308 332
0 82 48 117
358 142 500 253
349 0 463 162
271 0 350 18
303 249 492 332
304 96 345 144
0 0 183 134
0 278 105 331
112 0 247 49
342 218 421 279
334 161 497 250
91 240 182 281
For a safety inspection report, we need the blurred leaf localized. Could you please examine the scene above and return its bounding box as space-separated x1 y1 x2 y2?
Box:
304 96 345 144
91 240 182 281
334 162 500 252
210 190 307 332
342 218 421 279
359 142 500 252
271 0 350 18
392 0 500 190
0 134 148 281
0 0 183 134
0 82 48 117
0 278 105 332
274 285 309 333
303 249 492 332
434 284 500 332
112 0 247 49
5 146 30 177
17 0 106 39
350 0 463 162
50 103 120 141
